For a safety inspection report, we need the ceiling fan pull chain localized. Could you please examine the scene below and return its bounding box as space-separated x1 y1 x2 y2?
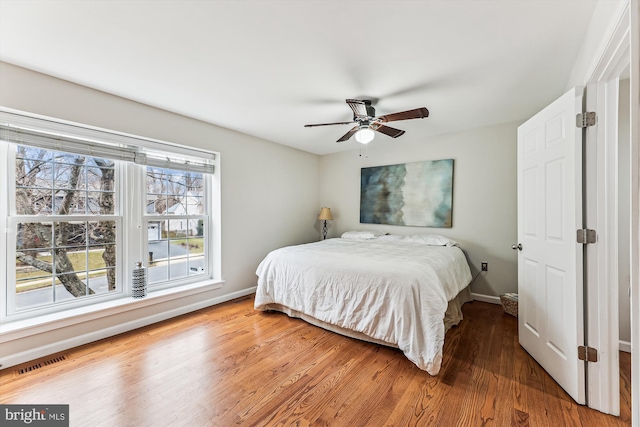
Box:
358 143 368 158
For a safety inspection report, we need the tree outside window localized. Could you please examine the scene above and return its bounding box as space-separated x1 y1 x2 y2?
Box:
14 146 117 309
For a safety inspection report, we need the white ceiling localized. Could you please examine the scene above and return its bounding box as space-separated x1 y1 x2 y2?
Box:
0 1 597 155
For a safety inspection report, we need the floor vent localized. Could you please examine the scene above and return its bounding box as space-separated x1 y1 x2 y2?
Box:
17 355 67 374
43 355 67 366
18 363 42 374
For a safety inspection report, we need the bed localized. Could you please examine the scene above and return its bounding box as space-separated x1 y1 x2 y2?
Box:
254 232 473 375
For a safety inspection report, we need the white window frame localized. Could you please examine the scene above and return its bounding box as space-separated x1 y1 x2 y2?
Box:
6 215 126 317
142 165 213 290
0 108 220 322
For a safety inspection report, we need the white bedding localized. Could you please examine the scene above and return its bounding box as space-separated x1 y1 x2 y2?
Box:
254 238 472 375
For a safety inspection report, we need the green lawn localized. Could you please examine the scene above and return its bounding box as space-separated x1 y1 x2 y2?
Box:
170 238 204 254
16 250 108 281
16 239 204 291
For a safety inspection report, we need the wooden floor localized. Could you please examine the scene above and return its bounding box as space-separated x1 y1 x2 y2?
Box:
0 296 632 426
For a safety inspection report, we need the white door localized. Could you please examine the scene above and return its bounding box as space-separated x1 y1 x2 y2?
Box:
516 87 585 404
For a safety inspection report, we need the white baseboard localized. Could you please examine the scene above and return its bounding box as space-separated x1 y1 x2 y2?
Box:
0 286 257 370
619 340 631 353
471 292 502 305
471 295 632 353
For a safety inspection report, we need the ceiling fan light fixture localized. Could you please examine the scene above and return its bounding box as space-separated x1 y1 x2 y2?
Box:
304 99 429 144
355 127 375 144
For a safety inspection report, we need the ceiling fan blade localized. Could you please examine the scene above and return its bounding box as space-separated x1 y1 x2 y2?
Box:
304 121 354 127
376 107 429 123
372 123 405 139
337 126 359 142
346 99 375 118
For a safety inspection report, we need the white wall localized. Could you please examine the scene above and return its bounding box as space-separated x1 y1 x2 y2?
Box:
319 121 519 299
0 62 321 366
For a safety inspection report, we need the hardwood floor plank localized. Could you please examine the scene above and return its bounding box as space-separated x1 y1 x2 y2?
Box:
433 314 479 426
0 296 631 427
233 334 364 425
482 312 514 426
457 307 498 426
512 331 534 426
619 350 633 424
322 351 408 426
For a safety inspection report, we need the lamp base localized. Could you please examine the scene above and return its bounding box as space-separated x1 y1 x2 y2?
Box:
322 220 328 240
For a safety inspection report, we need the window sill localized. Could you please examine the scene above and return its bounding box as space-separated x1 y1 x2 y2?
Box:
0 279 224 343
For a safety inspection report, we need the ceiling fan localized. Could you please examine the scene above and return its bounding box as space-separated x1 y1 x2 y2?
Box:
304 99 429 144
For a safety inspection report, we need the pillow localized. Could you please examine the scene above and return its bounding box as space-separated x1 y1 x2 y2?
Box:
401 234 459 247
377 234 405 241
341 230 384 240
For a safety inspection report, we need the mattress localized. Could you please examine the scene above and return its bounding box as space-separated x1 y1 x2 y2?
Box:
254 237 473 375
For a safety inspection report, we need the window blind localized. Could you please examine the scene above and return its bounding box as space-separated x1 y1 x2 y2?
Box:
0 124 140 162
136 150 215 174
0 110 216 174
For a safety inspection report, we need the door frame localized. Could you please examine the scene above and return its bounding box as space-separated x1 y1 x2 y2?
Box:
629 1 639 424
583 2 634 416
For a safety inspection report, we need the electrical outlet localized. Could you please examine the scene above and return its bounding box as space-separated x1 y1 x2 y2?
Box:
481 262 488 272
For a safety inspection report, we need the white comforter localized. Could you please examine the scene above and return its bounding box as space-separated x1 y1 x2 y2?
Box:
254 238 472 375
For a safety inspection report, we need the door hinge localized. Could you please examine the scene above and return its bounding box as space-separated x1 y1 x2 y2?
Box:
578 346 598 362
576 112 596 128
576 229 597 244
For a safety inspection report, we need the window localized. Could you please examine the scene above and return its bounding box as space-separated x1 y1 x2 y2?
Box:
0 110 218 320
12 147 119 313
145 166 207 285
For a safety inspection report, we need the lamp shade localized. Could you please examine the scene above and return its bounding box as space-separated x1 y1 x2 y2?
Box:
318 207 333 221
354 128 375 144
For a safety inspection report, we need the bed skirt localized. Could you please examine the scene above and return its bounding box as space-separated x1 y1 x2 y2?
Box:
257 286 473 350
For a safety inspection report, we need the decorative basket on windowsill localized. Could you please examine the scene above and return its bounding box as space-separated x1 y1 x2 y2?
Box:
500 293 518 317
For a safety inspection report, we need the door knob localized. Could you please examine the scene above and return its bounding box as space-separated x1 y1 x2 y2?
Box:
512 243 523 251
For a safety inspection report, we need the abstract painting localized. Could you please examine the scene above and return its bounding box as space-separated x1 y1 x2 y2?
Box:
360 159 453 227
